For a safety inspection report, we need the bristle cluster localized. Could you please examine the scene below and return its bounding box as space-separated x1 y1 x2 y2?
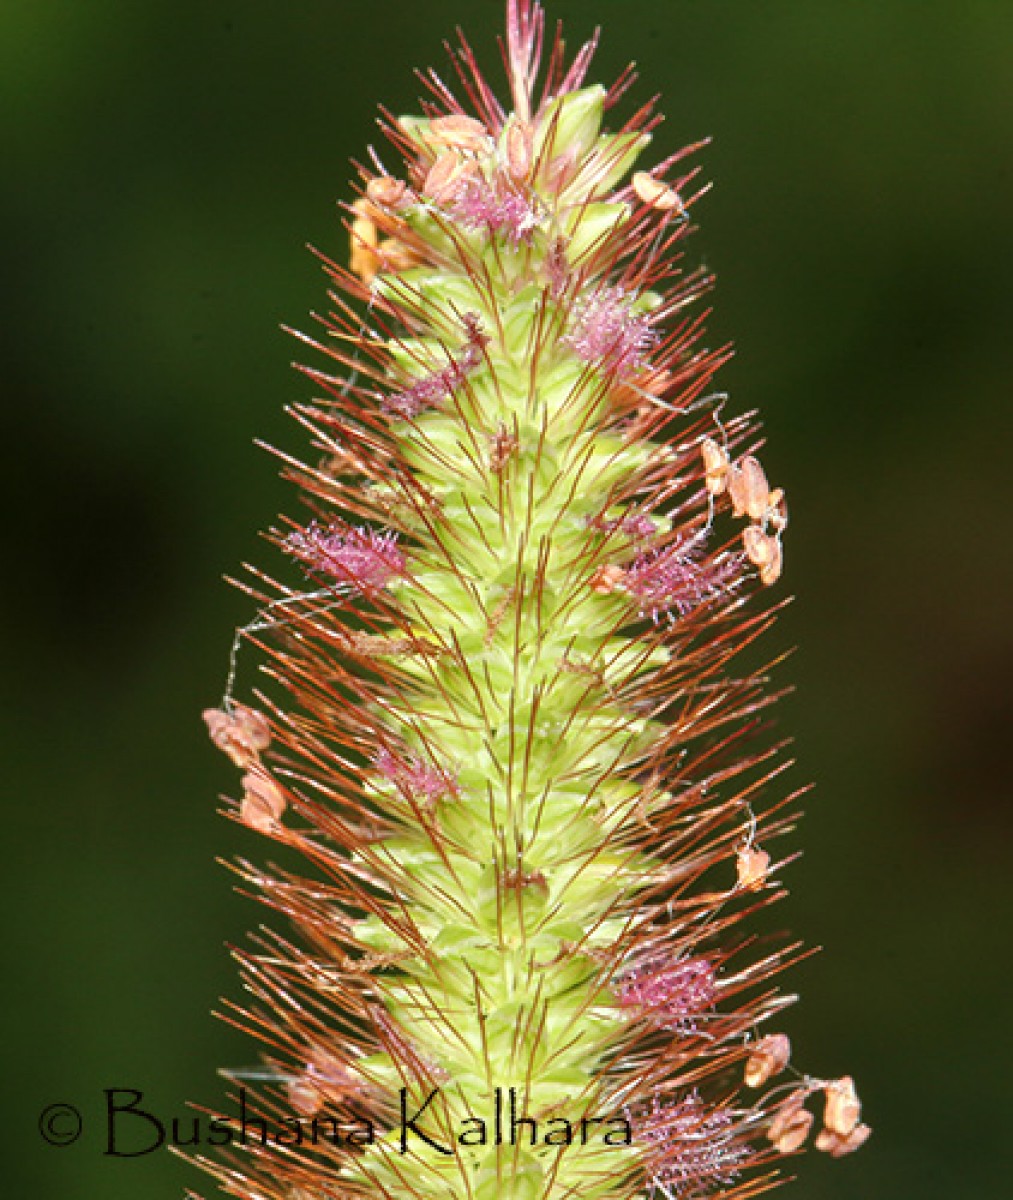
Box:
200 4 865 1199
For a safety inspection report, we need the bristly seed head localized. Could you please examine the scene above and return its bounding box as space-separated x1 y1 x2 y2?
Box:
202 4 867 1199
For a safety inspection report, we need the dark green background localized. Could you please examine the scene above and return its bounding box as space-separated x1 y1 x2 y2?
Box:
4 1 1011 1196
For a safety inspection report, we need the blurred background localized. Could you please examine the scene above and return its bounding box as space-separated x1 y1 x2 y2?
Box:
3 0 1011 1196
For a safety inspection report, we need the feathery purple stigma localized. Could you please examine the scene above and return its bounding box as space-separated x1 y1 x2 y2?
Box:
386 313 487 417
617 956 717 1032
375 747 459 802
566 285 657 375
285 524 405 592
632 1092 748 1198
621 514 660 539
450 174 541 243
625 538 732 620
590 511 659 540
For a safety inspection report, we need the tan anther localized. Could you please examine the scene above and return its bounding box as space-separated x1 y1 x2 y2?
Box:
744 1033 791 1087
349 198 380 283
632 171 684 212
614 366 672 416
424 150 480 203
428 114 491 153
621 404 656 443
489 424 518 473
376 237 423 274
503 865 548 892
767 1094 814 1155
239 769 286 835
545 146 579 193
342 632 403 657
560 653 605 685
760 539 783 587
343 632 441 659
728 454 771 520
288 1049 363 1118
203 704 271 769
700 436 731 495
287 1072 324 1118
816 1122 872 1157
742 525 783 587
766 486 788 534
823 1075 862 1137
590 564 627 594
504 119 533 182
365 175 412 210
736 843 771 891
484 586 517 647
742 524 775 567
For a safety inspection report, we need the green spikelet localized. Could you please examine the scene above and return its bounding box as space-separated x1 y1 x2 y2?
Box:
199 4 868 1199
